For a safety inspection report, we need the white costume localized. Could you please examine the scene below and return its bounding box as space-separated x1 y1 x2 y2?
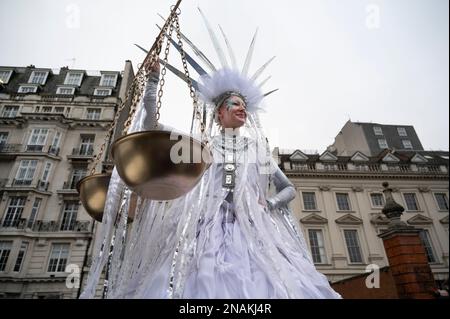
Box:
80 10 341 299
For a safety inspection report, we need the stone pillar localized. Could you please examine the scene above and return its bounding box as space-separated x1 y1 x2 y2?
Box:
378 182 437 299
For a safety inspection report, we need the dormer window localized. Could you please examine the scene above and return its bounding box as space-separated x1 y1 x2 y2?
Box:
18 85 38 93
28 71 49 85
0 70 13 84
93 88 112 96
373 126 383 136
64 72 84 86
100 73 118 87
397 127 407 137
56 87 75 95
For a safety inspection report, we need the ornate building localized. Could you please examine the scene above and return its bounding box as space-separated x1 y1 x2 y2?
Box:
0 63 134 298
275 146 449 286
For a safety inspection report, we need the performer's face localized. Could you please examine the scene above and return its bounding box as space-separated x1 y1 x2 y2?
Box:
218 96 247 129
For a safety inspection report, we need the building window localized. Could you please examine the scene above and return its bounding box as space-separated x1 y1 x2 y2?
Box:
370 193 385 208
60 201 79 231
2 197 26 227
27 198 41 229
0 132 8 145
49 131 61 155
302 192 317 210
86 108 101 120
397 127 407 137
0 241 12 271
0 70 13 84
93 88 112 96
419 230 437 263
403 193 419 211
402 140 413 150
336 193 351 211
100 74 118 87
308 229 327 264
79 135 94 155
56 87 75 95
41 162 52 183
373 126 383 136
434 193 449 211
69 167 87 189
29 71 48 85
15 160 38 185
2 105 19 118
64 72 83 86
378 139 388 149
343 229 363 263
47 244 69 272
42 106 52 113
18 86 38 93
27 128 49 151
13 242 28 272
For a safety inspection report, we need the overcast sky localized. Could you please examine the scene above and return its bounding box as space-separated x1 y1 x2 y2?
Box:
1 0 448 152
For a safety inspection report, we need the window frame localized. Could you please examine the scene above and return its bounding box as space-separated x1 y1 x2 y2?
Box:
2 197 27 228
13 242 29 272
56 87 75 95
28 71 49 85
301 191 318 211
86 108 101 120
335 192 352 211
93 88 112 96
2 105 20 118
63 72 84 86
0 70 13 84
47 243 70 273
370 193 385 209
373 126 383 136
99 73 118 87
307 228 328 264
0 241 13 272
433 192 449 211
397 127 407 137
60 201 79 231
378 139 388 149
342 229 364 264
402 140 413 150
403 192 420 211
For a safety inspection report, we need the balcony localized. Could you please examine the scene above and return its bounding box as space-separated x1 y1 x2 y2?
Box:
47 146 60 156
7 179 50 192
0 143 21 158
25 144 45 152
0 218 91 232
67 147 94 162
57 180 81 195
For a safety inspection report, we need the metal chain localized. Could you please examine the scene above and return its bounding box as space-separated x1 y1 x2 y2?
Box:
154 17 175 129
173 14 207 143
89 15 173 175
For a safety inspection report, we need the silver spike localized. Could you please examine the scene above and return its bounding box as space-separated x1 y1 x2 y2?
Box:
155 25 208 76
263 88 279 97
198 7 229 69
258 76 271 88
158 58 200 91
134 43 148 54
250 56 276 82
218 25 237 70
157 14 217 72
242 28 258 77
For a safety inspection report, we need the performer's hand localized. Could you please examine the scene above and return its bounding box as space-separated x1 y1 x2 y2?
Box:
144 60 160 74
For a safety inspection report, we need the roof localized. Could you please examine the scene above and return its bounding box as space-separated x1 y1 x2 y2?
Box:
0 65 123 97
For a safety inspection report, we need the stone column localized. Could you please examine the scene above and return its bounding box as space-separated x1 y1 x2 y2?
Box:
378 182 437 299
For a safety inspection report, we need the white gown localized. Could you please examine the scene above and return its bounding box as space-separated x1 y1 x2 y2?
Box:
80 72 342 299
